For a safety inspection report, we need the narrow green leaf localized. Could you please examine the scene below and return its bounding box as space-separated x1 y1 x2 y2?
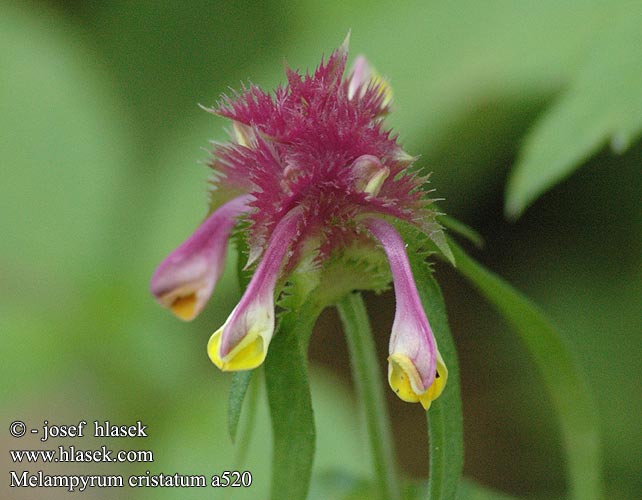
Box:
406 252 464 500
505 5 642 218
449 239 602 500
265 299 322 500
227 370 254 442
337 292 402 500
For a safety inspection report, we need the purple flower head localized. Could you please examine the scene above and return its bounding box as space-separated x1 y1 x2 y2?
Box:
152 37 450 408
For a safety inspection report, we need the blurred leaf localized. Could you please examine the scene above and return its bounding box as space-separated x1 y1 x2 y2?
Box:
457 478 519 500
0 2 132 396
407 252 464 500
404 478 518 500
309 473 518 500
308 469 373 500
228 370 255 442
449 239 602 500
81 0 298 148
264 299 322 500
338 292 401 500
140 372 272 500
505 5 642 218
0 3 130 283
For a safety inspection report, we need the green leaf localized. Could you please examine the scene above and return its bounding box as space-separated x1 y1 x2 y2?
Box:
406 251 464 500
337 292 402 500
227 370 254 442
265 299 323 500
449 239 602 500
506 4 642 218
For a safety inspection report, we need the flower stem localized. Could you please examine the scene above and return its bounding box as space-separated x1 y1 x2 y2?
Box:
337 292 401 500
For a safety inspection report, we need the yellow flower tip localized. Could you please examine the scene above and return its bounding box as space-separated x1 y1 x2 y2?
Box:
419 354 448 410
387 353 423 404
167 292 199 321
207 327 267 372
388 352 448 410
156 286 201 321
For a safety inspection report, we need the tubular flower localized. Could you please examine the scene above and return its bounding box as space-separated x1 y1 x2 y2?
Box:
207 208 303 371
152 37 450 408
150 195 250 320
365 218 447 410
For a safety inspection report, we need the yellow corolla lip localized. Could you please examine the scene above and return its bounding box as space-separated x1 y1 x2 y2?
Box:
167 292 198 321
420 351 448 410
388 353 424 403
208 326 268 372
157 284 203 321
388 351 448 410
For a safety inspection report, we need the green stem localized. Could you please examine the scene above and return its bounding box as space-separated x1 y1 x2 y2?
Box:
337 292 401 500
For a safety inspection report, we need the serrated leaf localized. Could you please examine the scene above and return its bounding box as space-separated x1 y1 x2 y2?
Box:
406 250 464 500
505 5 642 218
265 299 323 500
449 239 601 500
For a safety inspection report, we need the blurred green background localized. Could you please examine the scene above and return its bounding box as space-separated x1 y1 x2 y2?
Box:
2 1 640 499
